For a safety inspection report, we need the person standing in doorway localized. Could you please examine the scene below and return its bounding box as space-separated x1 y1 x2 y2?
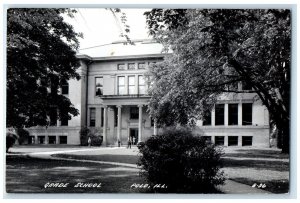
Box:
127 137 131 149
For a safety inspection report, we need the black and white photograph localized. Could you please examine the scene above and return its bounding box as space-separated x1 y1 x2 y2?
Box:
3 3 295 198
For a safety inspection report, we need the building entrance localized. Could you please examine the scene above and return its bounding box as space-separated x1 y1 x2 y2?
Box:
129 128 138 145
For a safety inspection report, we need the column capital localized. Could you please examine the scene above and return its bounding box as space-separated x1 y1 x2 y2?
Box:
137 104 144 108
116 105 122 108
103 105 108 108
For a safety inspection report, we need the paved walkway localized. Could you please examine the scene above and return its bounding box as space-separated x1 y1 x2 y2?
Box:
8 146 272 194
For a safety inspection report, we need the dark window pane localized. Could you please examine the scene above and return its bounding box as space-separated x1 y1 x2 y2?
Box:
128 63 135 70
38 136 45 144
48 136 56 144
203 136 212 144
130 107 139 119
59 136 67 144
228 104 238 125
114 108 118 127
101 108 104 127
60 110 68 126
228 136 238 146
28 136 35 144
150 117 154 126
215 136 224 146
242 136 253 146
117 64 125 70
242 103 252 125
203 110 211 126
90 108 96 127
95 77 103 96
215 104 224 125
49 108 57 126
61 81 69 95
138 62 146 69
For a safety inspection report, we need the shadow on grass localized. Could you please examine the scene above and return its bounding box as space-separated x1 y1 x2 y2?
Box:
6 156 224 194
222 157 289 172
54 154 139 165
6 156 145 193
225 149 289 159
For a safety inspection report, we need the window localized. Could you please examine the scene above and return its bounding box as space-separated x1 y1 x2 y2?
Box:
138 75 146 94
61 80 69 95
117 64 125 70
101 108 104 127
228 104 238 125
150 117 154 127
60 110 68 126
95 77 103 96
90 108 96 127
49 108 57 126
215 104 225 125
228 136 238 146
202 110 211 126
128 63 135 70
148 61 156 66
242 81 252 90
203 136 212 144
215 136 225 146
138 62 146 69
128 76 135 94
114 108 118 127
28 136 35 144
38 136 45 144
118 76 125 95
130 107 139 119
48 136 56 144
242 103 252 125
242 136 253 146
59 136 67 144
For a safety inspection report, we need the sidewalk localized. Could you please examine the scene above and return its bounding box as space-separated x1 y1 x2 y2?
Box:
7 146 272 194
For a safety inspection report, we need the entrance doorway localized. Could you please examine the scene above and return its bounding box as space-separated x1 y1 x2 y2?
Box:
129 128 138 145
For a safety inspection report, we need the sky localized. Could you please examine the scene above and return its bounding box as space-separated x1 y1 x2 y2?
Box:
64 8 152 51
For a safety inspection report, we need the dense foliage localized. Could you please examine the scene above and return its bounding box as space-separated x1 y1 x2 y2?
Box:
16 128 30 145
7 8 81 128
138 128 225 193
145 9 291 153
79 127 103 146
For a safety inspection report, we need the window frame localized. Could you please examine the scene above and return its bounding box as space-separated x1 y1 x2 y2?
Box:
95 77 104 96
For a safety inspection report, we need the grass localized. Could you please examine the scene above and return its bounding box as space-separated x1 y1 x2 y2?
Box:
53 154 139 165
222 148 289 194
6 155 147 193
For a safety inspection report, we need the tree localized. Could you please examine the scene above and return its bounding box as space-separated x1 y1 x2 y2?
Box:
7 8 82 128
145 9 290 153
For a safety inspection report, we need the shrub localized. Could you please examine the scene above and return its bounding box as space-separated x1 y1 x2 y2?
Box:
79 127 103 146
91 135 103 146
138 127 226 193
16 128 30 145
79 127 90 146
6 132 18 153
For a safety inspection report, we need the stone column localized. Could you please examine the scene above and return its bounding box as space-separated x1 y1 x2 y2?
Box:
238 102 243 126
211 107 216 126
117 105 122 145
153 119 158 135
103 105 108 146
224 103 228 126
138 104 143 143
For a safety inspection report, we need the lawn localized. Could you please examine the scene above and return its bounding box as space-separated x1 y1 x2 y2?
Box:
222 148 289 194
6 155 147 193
54 147 289 194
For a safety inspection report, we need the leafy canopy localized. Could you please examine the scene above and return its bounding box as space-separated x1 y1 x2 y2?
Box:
7 8 82 128
145 9 290 152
